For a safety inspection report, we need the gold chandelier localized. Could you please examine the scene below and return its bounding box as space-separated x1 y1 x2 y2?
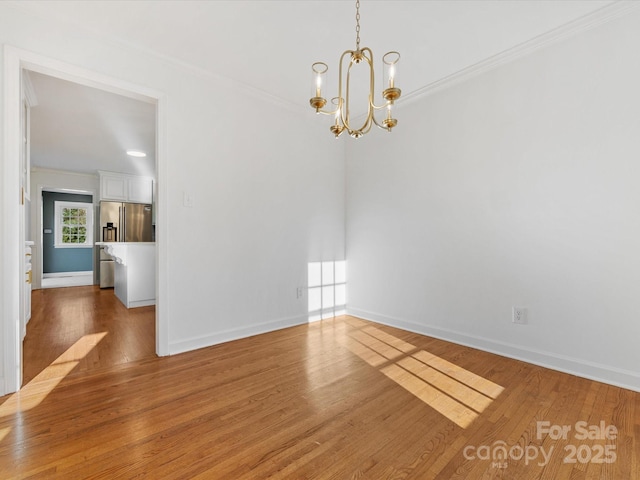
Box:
309 0 401 139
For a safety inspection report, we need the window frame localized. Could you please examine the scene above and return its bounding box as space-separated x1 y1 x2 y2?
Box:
54 200 94 248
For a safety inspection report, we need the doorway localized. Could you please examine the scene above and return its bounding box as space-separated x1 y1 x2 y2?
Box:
40 190 94 289
2 46 168 395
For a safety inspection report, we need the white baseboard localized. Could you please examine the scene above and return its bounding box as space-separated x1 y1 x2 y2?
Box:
347 307 640 393
127 299 155 308
0 376 5 397
168 314 309 355
42 271 93 288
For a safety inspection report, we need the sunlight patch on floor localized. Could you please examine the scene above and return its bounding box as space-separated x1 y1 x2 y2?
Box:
0 332 107 418
342 321 504 429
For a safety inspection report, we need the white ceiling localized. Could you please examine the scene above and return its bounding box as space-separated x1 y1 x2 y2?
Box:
18 0 615 176
28 71 157 178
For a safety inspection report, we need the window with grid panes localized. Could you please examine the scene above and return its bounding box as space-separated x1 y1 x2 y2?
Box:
54 201 93 248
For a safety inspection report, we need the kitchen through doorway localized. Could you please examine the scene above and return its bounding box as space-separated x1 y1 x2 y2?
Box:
9 59 165 393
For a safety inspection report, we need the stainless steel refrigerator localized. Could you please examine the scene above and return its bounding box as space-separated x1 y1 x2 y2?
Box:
99 201 153 288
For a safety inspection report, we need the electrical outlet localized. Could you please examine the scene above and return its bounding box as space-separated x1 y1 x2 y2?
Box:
512 307 527 325
296 287 304 299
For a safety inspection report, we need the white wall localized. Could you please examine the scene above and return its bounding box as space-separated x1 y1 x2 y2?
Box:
164 78 345 352
346 10 640 391
1 3 344 393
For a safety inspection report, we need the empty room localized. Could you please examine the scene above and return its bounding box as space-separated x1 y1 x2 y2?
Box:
1 1 639 478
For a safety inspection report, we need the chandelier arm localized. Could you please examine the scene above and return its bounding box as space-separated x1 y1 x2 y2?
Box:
342 63 354 134
342 50 376 136
365 48 375 131
340 51 350 130
371 103 398 132
363 47 375 96
338 49 353 131
344 61 368 135
371 113 388 130
314 108 341 116
360 118 374 135
361 47 388 111
371 101 391 110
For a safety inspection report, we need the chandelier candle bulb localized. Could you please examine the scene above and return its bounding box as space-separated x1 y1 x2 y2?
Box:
333 98 341 122
384 55 398 89
310 62 328 112
382 51 401 102
330 97 345 138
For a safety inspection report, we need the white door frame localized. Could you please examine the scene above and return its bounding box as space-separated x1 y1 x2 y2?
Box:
2 45 169 395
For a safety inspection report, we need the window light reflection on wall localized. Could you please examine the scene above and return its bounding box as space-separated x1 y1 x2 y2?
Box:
308 260 346 321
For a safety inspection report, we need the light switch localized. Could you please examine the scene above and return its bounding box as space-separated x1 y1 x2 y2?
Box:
183 192 194 208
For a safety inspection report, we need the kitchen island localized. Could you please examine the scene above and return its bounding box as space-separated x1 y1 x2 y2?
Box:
96 242 155 308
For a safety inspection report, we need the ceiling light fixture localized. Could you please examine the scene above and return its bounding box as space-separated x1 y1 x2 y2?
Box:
309 0 401 139
126 150 147 158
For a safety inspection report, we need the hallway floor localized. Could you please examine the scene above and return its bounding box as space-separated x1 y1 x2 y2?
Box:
23 285 155 385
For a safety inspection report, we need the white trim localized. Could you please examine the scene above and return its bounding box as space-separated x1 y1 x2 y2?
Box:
32 167 99 179
10 47 160 103
4 0 302 114
401 1 640 107
3 45 23 395
347 307 640 393
2 45 168 395
168 314 308 356
127 299 155 309
22 69 38 107
43 270 92 278
41 271 93 288
53 200 94 248
155 94 169 356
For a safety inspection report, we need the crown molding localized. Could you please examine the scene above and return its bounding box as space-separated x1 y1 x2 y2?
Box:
6 1 636 117
31 166 99 179
401 0 640 107
3 1 305 115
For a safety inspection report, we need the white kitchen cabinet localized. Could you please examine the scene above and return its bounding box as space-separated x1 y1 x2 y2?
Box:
128 176 153 204
100 173 128 201
99 171 153 203
98 242 156 308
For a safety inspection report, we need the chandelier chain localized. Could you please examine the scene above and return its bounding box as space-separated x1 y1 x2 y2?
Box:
355 0 361 50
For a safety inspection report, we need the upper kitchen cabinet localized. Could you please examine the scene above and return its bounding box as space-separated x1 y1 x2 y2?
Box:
128 176 153 204
99 171 154 204
100 172 127 201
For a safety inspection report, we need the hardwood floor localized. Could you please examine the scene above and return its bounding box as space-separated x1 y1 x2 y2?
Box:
1 289 638 479
22 286 156 385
